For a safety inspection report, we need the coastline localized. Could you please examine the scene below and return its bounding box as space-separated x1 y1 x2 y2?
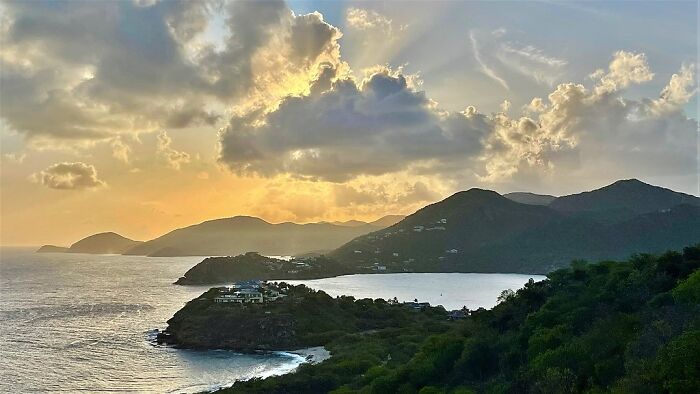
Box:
205 346 331 393
284 346 331 365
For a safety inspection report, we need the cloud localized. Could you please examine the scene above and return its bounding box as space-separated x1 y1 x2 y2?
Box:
469 28 568 88
219 66 489 182
3 152 26 163
469 31 509 90
342 7 407 71
31 162 106 190
652 63 696 115
592 50 654 95
0 0 344 147
110 137 132 164
480 57 696 186
346 7 402 37
334 181 439 208
219 52 697 191
156 131 190 170
496 43 568 86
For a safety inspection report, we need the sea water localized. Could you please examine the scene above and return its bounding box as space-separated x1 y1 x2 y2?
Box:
0 248 304 393
0 247 544 392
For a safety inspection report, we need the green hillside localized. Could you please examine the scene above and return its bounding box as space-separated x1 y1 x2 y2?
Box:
330 180 700 274
223 245 700 393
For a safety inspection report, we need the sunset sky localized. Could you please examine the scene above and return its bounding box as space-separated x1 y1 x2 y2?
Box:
1 0 698 246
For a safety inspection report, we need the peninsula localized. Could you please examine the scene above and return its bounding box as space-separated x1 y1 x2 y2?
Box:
184 245 699 393
158 281 450 352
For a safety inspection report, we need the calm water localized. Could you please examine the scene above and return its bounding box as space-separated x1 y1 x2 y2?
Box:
1 248 544 392
288 272 545 310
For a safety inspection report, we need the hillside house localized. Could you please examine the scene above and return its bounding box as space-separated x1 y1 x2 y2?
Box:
403 301 431 311
214 281 286 304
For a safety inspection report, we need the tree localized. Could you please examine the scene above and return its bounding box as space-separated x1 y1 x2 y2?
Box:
497 289 515 304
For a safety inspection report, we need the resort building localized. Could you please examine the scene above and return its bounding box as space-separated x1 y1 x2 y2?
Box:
214 280 286 304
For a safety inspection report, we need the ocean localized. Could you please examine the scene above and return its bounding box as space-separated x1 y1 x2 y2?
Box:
0 247 544 393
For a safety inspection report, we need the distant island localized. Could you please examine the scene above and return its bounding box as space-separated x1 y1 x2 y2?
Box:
176 179 700 284
37 232 142 255
37 215 404 257
178 244 699 393
158 281 449 352
36 245 69 253
174 253 365 285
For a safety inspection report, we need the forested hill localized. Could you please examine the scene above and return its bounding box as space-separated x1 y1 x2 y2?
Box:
549 178 700 215
330 179 700 274
224 244 700 393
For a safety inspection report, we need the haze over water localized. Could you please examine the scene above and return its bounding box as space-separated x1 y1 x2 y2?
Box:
1 248 542 392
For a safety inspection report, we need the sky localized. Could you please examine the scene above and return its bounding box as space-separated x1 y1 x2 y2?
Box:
0 0 698 246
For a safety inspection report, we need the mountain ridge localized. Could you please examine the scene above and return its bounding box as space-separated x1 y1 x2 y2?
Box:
329 180 700 274
504 192 557 205
37 215 403 257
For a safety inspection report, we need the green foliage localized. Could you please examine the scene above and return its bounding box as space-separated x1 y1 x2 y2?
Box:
165 284 449 351
218 244 700 393
672 270 700 304
653 329 700 393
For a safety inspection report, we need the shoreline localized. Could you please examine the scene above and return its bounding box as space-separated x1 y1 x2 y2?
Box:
284 346 332 365
176 270 549 286
203 346 331 393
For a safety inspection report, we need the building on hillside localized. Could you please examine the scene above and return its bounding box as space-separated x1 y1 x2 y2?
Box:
214 280 286 304
403 301 431 311
448 310 468 320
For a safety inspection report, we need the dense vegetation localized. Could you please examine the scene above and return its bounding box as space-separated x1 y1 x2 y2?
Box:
161 284 449 351
174 253 369 284
331 180 700 274
223 245 700 393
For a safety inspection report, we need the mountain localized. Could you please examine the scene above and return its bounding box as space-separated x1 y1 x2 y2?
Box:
67 232 141 254
124 216 385 257
329 220 369 227
330 189 561 271
504 192 556 205
330 180 700 274
369 214 406 227
329 215 405 227
549 178 700 217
